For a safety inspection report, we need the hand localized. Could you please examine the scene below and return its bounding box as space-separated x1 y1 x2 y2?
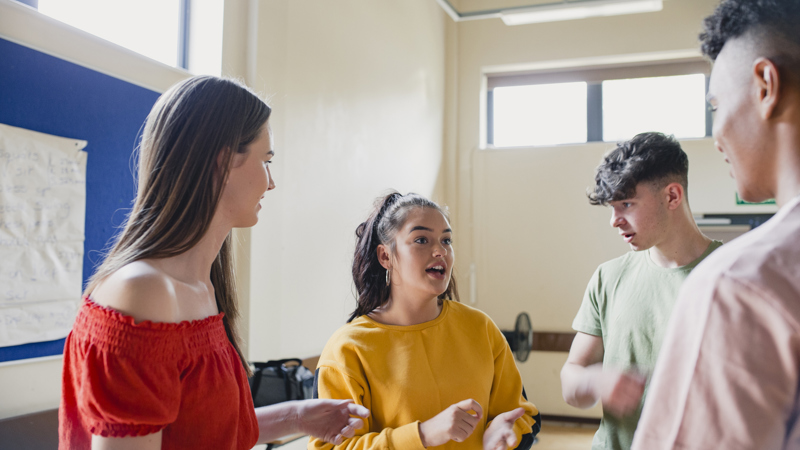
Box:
598 369 646 417
295 399 370 445
483 408 525 450
419 399 483 447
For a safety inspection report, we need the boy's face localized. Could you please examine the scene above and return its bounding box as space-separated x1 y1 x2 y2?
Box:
707 38 775 202
608 183 670 251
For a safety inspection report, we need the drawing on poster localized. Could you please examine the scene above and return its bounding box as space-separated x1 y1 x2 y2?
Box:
0 123 87 348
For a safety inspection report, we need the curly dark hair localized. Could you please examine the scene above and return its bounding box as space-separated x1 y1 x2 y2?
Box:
700 0 800 78
588 132 688 206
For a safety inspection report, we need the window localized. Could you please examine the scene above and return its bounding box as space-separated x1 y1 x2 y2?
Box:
487 60 712 147
492 82 587 147
38 0 184 68
602 74 707 142
32 0 223 74
186 0 224 76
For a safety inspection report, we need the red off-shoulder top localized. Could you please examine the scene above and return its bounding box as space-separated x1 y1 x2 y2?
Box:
59 298 258 449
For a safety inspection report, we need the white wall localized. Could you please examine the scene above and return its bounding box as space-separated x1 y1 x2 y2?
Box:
245 0 447 362
445 0 778 417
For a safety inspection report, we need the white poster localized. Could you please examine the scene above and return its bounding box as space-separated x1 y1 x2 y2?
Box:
0 123 87 347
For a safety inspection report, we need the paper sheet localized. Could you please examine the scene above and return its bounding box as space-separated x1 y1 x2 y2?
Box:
0 123 87 347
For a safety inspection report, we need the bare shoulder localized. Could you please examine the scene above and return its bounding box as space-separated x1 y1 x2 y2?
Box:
90 260 178 324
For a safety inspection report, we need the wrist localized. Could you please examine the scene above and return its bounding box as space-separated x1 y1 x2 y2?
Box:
286 401 305 436
418 421 428 448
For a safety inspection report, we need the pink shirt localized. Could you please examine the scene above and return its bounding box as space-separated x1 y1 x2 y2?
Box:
632 196 800 450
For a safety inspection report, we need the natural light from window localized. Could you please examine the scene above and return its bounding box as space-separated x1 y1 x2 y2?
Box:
492 82 588 147
38 0 182 67
602 73 706 142
188 0 223 76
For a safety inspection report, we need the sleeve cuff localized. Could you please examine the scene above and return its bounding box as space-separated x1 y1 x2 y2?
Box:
89 422 166 438
572 322 601 336
388 421 426 450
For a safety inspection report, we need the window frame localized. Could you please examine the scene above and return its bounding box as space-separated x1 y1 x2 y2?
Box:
486 59 713 147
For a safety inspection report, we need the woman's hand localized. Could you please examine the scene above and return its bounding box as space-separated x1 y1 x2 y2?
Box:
419 399 483 447
482 407 525 450
294 399 370 445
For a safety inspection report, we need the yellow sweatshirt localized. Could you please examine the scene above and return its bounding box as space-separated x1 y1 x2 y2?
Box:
309 300 540 450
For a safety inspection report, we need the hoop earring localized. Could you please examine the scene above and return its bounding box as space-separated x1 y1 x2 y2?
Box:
385 268 391 287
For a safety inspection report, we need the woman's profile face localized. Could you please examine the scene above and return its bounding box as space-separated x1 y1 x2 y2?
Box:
386 207 454 300
218 123 275 228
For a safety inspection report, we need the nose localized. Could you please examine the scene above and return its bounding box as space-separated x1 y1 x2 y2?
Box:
433 242 447 257
266 166 276 191
610 208 625 228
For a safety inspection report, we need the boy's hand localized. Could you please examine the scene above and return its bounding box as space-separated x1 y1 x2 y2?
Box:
599 369 646 417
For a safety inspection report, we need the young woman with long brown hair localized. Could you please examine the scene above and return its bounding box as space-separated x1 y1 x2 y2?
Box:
58 76 368 450
309 192 540 450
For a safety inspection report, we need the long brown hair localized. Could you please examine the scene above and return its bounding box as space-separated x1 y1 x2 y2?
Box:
85 76 271 375
349 192 459 322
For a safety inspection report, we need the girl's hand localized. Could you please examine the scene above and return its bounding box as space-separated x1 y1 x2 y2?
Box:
482 407 525 450
295 399 370 445
419 399 483 447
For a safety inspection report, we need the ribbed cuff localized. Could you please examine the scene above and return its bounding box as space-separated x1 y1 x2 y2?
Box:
389 421 426 450
90 422 166 438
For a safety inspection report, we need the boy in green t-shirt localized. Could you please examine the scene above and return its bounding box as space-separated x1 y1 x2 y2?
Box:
560 132 721 450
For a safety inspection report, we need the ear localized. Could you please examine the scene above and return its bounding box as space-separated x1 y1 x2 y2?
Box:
754 57 780 120
664 182 684 210
376 244 392 270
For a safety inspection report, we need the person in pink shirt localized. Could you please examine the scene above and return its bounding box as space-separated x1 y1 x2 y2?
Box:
631 1 800 449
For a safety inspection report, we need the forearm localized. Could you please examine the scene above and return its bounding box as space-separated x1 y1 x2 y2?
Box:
255 401 303 445
560 362 602 409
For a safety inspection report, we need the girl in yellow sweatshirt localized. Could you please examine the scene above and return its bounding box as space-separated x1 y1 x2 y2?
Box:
309 192 540 450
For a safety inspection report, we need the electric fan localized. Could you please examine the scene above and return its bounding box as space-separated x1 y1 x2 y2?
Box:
501 312 533 362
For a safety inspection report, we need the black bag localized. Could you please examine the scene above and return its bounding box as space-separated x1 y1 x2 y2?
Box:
249 358 315 407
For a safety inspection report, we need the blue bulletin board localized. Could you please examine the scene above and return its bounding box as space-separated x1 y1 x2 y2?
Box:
0 37 162 362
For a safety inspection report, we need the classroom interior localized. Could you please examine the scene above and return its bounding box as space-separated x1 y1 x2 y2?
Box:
0 0 780 447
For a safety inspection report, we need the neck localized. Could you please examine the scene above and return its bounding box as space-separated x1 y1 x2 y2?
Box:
150 214 232 284
648 209 712 269
772 126 800 207
372 288 442 326
768 89 800 207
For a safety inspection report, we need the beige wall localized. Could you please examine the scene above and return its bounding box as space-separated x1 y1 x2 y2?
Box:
446 0 778 417
245 0 447 362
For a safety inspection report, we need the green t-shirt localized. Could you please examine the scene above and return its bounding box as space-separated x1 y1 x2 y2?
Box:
572 241 722 450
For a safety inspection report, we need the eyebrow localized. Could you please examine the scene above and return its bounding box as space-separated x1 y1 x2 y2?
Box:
267 150 275 156
706 92 715 103
409 226 452 233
